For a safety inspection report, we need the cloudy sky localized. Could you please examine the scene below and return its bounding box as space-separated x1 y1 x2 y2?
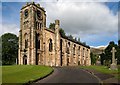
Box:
1 0 119 47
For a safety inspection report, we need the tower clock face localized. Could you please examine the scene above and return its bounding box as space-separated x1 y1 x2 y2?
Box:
37 10 41 19
24 9 28 18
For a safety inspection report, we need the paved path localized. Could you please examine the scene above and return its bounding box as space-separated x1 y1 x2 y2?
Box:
35 66 100 84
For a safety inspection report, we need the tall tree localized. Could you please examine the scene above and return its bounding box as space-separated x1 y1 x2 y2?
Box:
49 23 55 30
49 23 66 37
68 35 73 40
100 53 105 65
59 28 66 37
102 41 119 65
75 37 77 41
118 40 120 47
90 52 98 65
78 38 80 42
1 33 18 65
83 42 86 45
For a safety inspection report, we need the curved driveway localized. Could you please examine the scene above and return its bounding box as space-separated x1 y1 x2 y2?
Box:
36 66 100 84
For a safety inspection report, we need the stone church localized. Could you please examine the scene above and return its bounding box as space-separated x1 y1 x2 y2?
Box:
18 2 91 66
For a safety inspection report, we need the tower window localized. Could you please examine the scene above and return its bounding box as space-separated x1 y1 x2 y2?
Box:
24 9 28 18
37 40 40 49
25 39 28 48
37 10 41 19
49 39 53 52
40 23 42 29
36 33 40 49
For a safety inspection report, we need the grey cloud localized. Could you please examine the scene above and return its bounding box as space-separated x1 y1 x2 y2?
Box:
42 2 118 37
2 24 19 36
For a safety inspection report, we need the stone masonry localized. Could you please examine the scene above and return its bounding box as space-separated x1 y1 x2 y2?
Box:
18 2 91 66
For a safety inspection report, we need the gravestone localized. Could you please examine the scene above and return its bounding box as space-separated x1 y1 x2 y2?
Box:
110 47 117 70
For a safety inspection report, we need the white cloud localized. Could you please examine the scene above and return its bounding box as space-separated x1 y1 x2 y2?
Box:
39 2 118 44
1 24 19 36
90 45 107 48
1 1 118 46
2 0 119 2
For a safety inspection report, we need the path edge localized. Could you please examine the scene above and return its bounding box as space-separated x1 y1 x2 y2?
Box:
26 67 54 85
82 68 103 85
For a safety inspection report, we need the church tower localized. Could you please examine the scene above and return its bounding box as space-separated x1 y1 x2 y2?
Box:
18 2 46 65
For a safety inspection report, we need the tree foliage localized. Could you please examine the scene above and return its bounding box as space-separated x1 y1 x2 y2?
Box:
49 23 55 30
48 22 83 45
100 41 120 65
118 40 120 47
78 38 80 42
59 28 66 37
74 37 77 41
90 52 98 65
49 23 66 37
67 35 73 40
1 33 18 65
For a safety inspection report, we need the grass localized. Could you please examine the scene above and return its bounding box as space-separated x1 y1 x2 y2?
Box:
118 65 120 79
2 65 53 83
80 65 119 79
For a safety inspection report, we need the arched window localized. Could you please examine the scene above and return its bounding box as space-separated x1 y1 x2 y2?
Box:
78 46 80 56
49 39 53 52
37 40 40 49
73 44 76 55
23 55 27 65
67 42 70 54
24 33 28 48
36 33 40 49
25 39 28 48
83 48 85 57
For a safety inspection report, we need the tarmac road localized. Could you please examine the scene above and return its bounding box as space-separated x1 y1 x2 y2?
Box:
35 66 100 84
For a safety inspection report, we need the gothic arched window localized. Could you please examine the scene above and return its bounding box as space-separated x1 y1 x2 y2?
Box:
78 46 80 56
24 33 28 48
83 48 85 57
25 39 28 48
37 40 40 49
36 33 40 49
73 44 76 55
67 42 70 54
49 39 53 52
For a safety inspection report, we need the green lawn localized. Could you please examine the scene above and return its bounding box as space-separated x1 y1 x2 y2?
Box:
2 65 53 83
118 65 120 79
80 65 119 79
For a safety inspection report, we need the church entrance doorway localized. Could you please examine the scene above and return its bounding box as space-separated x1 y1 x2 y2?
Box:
36 53 39 65
23 55 27 65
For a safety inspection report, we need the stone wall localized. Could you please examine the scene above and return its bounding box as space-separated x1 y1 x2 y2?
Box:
18 2 91 66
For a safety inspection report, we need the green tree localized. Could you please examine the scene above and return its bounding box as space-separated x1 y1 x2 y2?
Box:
102 41 119 66
59 28 66 37
78 38 80 42
116 40 120 64
90 52 98 65
75 37 77 41
116 46 120 64
83 42 86 45
49 23 66 37
1 33 18 65
68 35 73 40
118 40 120 47
100 53 105 65
49 23 55 30
105 41 117 61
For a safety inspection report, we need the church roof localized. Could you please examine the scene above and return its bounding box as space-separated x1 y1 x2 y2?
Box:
61 35 90 49
21 2 45 12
